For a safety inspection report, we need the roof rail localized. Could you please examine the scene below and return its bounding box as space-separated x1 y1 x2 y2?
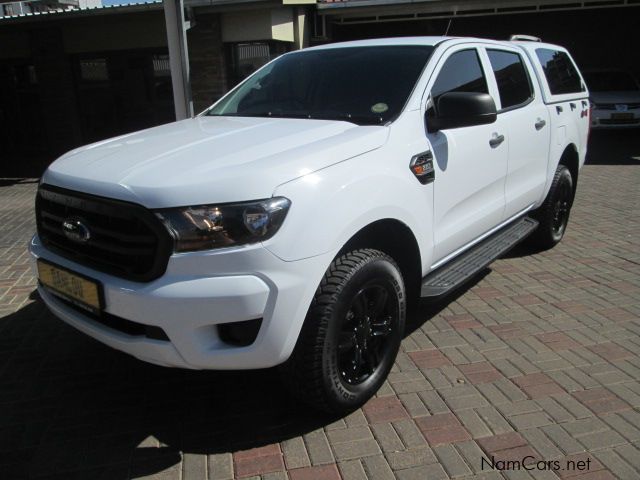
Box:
509 34 542 42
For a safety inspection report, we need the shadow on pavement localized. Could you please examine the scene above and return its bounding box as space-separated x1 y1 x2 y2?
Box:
0 247 541 479
0 297 343 479
1 276 501 479
586 129 640 165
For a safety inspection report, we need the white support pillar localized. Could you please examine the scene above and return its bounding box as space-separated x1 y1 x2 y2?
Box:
293 7 310 50
164 0 193 120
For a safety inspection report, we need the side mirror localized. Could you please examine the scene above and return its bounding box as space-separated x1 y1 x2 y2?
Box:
427 92 497 132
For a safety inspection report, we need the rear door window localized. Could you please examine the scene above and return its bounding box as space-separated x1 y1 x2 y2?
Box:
535 48 585 95
487 49 533 110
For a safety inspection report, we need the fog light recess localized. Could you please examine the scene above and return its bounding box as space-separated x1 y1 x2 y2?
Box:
218 318 263 347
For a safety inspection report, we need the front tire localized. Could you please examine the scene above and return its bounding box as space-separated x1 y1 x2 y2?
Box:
529 165 574 250
281 249 405 414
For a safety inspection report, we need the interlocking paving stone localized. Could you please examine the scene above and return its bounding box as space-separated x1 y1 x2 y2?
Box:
208 453 234 480
233 445 285 478
303 430 335 466
513 373 565 399
408 349 452 369
458 362 503 384
520 428 564 461
454 409 492 438
586 342 634 362
433 444 473 478
474 406 514 436
572 387 632 415
331 438 381 461
338 459 367 480
536 332 581 351
384 446 437 470
281 437 311 470
398 392 430 417
362 396 409 424
326 426 373 445
289 463 341 480
394 462 448 480
415 413 471 446
1 137 639 479
370 423 404 452
592 449 638 480
361 454 395 480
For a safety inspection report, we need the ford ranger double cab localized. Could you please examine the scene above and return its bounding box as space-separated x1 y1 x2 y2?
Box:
30 37 589 413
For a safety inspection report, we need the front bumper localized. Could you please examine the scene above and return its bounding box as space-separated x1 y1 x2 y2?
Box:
591 109 640 129
29 235 333 369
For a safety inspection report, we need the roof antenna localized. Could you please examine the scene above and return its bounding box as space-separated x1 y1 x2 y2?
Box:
444 18 453 36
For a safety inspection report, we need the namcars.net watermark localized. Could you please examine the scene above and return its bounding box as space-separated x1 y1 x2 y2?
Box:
481 455 592 473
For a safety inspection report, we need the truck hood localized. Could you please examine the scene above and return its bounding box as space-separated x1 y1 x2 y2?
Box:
590 91 640 104
43 116 389 208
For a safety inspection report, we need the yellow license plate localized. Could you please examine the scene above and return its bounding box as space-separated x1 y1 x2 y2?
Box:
37 260 103 313
612 113 633 120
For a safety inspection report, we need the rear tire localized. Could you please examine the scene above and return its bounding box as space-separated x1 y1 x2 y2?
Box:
529 165 574 250
281 249 405 414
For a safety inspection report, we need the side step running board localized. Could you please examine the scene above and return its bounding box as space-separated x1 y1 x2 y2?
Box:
421 216 539 298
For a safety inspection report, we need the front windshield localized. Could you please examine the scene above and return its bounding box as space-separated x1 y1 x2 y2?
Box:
207 45 434 126
584 71 639 92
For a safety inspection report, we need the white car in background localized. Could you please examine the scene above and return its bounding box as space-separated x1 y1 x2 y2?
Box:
583 69 640 128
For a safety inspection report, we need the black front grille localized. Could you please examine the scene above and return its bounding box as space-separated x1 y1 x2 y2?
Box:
600 118 640 125
36 184 173 282
597 103 640 110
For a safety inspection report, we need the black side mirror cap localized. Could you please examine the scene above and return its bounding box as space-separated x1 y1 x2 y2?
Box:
427 92 498 132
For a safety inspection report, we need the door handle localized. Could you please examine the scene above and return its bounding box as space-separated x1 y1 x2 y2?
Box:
535 118 547 130
489 134 505 148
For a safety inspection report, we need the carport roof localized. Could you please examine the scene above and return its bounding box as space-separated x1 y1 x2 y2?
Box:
0 0 162 24
318 0 640 13
0 0 286 24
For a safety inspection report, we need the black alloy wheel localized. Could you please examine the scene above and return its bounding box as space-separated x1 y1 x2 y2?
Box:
338 283 397 386
281 249 405 414
529 164 574 250
551 176 572 239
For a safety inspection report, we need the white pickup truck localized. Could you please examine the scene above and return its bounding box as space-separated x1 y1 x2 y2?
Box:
30 36 590 413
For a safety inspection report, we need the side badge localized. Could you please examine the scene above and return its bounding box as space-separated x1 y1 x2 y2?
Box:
409 151 435 185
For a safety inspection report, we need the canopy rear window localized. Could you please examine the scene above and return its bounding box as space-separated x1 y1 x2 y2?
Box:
535 48 585 95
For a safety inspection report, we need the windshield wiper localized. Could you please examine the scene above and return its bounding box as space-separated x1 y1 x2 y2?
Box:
208 111 384 125
209 112 311 119
311 113 384 125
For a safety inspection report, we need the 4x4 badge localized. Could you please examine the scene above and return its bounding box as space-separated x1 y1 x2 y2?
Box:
409 151 435 185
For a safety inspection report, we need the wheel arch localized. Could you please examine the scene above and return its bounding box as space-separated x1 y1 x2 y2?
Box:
338 219 423 305
539 142 580 207
558 143 580 198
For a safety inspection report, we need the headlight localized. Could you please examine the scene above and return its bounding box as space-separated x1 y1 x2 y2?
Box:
156 197 291 252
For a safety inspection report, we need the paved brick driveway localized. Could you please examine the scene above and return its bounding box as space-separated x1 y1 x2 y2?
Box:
1 130 639 480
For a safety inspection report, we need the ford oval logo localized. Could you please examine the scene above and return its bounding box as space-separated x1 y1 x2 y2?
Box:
62 218 91 243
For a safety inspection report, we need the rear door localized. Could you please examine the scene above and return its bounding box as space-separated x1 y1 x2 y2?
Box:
482 46 550 218
425 46 509 263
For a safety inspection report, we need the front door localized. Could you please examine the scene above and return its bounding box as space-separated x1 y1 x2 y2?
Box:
426 47 508 264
